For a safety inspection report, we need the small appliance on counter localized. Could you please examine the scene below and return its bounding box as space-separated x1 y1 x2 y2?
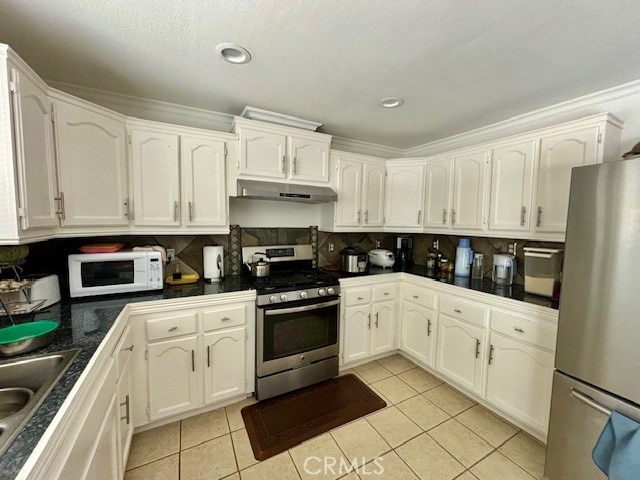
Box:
203 245 224 283
246 252 271 277
368 249 395 268
523 247 563 297
340 246 367 273
454 238 474 277
492 254 516 286
394 236 413 271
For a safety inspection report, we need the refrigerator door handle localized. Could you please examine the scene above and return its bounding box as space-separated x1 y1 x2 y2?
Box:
571 388 612 416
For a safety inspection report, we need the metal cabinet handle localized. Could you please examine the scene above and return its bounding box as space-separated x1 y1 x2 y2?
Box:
454 309 462 314
412 295 419 299
570 388 612 416
364 210 369 223
357 210 361 223
174 201 179 221
191 350 195 372
168 326 178 332
384 292 389 296
488 345 495 365
520 206 526 226
124 197 130 218
122 345 134 352
120 394 130 424
536 206 542 227
292 156 297 175
357 296 364 300
475 339 480 358
189 201 194 222
513 327 524 333
417 209 422 225
54 192 65 220
443 208 447 225
452 209 457 224
427 319 432 336
221 316 230 321
207 345 211 367
281 155 285 174
367 313 371 329
375 312 379 328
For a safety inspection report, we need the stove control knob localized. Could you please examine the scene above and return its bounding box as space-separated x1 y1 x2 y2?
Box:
299 291 308 299
318 288 326 296
269 295 277 303
327 287 335 295
280 294 288 302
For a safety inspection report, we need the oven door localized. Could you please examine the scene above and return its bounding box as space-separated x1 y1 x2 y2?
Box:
257 298 340 377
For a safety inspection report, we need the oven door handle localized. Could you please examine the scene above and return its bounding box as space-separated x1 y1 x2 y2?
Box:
264 299 340 316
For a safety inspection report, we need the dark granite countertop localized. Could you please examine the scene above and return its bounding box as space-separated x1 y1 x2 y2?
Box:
0 277 254 479
326 265 559 310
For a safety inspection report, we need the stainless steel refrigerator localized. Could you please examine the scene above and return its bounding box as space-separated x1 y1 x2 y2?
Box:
545 158 640 479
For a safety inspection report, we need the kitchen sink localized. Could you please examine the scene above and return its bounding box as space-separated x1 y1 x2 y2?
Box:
0 348 80 455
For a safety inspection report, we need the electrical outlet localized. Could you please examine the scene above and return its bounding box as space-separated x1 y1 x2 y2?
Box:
166 249 175 263
329 243 335 252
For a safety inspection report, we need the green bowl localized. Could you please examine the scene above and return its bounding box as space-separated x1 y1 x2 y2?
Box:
0 321 59 356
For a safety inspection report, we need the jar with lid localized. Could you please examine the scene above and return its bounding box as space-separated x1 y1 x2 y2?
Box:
472 253 484 280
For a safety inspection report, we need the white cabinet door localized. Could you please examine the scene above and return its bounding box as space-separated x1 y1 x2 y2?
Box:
424 158 453 230
10 66 58 229
147 336 199 420
288 136 329 183
238 127 286 179
53 100 129 226
130 129 180 227
203 327 246 404
371 300 395 355
486 333 554 433
452 151 487 230
335 159 362 228
84 392 121 480
117 359 133 474
343 305 371 363
488 141 536 232
363 163 386 227
181 136 227 227
401 302 435 367
385 164 425 229
436 314 484 394
534 126 599 234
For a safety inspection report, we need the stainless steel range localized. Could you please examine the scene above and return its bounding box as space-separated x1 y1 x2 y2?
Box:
242 245 340 400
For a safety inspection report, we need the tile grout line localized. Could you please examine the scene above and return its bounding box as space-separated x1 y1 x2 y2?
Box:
286 450 303 480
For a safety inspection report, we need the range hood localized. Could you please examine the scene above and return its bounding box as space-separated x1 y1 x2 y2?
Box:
237 180 337 204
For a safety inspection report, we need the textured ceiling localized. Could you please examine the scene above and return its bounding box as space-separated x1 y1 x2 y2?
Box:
1 0 640 148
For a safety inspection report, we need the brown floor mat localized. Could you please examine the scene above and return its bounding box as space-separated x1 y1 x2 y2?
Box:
241 374 386 461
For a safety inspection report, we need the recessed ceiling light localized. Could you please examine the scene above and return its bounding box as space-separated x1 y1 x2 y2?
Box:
215 43 251 64
379 97 404 108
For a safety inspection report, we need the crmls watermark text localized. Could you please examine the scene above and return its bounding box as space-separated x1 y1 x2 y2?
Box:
303 456 385 476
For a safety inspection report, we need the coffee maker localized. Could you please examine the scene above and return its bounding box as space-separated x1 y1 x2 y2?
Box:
395 236 413 271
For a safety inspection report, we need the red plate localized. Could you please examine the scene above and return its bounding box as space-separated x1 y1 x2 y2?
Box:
79 243 125 253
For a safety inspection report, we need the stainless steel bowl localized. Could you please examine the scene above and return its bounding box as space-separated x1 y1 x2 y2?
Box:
0 330 57 357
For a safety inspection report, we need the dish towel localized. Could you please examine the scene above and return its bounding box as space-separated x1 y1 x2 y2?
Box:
592 410 640 479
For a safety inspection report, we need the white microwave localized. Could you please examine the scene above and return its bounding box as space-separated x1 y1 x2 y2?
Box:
68 251 163 298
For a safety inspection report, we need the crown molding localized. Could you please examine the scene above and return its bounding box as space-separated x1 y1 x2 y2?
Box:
329 135 404 159
405 78 640 157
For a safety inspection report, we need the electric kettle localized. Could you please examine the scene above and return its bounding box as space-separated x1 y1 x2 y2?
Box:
492 254 516 286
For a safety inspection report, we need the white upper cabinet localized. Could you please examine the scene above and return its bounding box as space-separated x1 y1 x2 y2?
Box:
451 150 487 230
334 158 362 228
181 136 227 227
533 126 599 234
423 157 453 230
52 94 129 227
363 163 386 227
384 162 425 230
488 140 536 232
9 63 58 229
233 118 331 185
130 128 181 227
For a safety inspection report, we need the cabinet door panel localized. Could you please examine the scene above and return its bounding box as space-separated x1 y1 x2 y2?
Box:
54 100 129 226
147 336 199 420
181 136 227 227
239 128 286 178
289 136 329 182
452 152 487 230
10 67 58 229
131 130 180 227
486 333 554 433
385 165 425 228
535 126 599 233
436 315 484 393
424 158 452 229
363 163 386 227
372 301 395 355
84 393 120 480
488 141 536 232
335 159 362 227
401 303 434 367
343 305 371 363
204 327 246 404
117 360 134 473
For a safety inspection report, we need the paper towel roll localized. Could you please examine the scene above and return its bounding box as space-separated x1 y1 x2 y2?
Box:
204 246 224 282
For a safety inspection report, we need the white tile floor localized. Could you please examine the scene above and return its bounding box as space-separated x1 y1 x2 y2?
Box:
124 354 546 480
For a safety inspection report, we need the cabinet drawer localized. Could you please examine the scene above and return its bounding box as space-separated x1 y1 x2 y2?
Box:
343 288 372 307
491 310 557 351
146 311 198 342
113 325 134 378
373 285 396 302
402 284 436 309
202 305 246 332
439 295 487 328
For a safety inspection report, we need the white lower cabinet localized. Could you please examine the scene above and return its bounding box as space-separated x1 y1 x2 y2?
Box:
203 327 246 404
371 301 395 355
485 332 555 433
401 302 435 367
343 305 372 363
436 314 485 394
